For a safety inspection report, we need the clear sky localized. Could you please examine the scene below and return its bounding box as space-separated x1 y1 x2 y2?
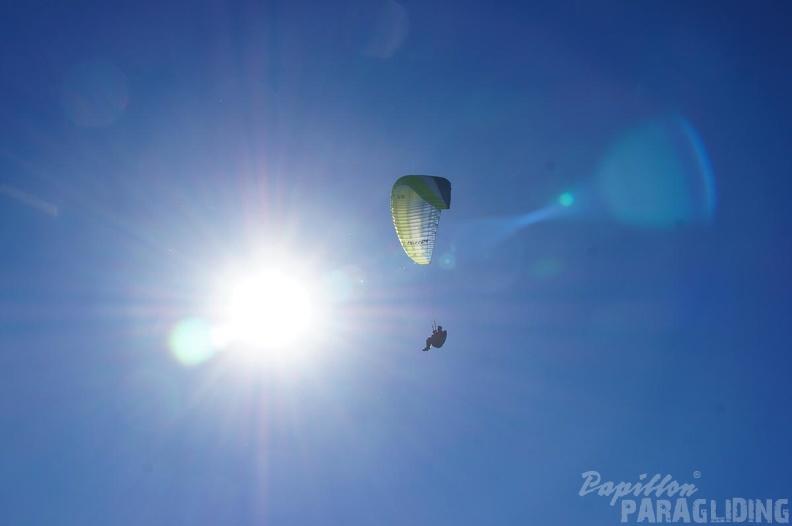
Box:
1 1 791 524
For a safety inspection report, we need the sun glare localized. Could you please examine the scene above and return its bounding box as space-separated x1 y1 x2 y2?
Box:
216 268 316 351
169 255 338 368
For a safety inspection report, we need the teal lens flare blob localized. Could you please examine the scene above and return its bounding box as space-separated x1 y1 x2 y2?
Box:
596 114 716 229
169 318 216 367
559 192 574 207
438 251 456 270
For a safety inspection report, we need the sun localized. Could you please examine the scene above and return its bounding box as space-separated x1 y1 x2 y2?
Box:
169 255 336 368
211 266 320 358
228 270 314 344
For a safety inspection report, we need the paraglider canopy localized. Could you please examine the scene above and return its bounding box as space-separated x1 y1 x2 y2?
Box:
390 175 451 264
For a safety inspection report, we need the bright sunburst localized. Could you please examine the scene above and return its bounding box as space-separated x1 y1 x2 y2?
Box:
168 247 345 368
220 269 315 348
192 256 331 367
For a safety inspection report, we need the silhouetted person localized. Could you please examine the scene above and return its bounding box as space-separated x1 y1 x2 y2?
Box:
422 325 447 352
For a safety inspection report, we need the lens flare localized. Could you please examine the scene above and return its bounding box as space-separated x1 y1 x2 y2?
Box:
559 192 575 207
169 317 217 367
596 114 716 229
61 59 129 127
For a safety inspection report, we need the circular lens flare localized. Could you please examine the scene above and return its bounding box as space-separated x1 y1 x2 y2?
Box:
559 192 575 207
596 114 716 229
169 317 216 367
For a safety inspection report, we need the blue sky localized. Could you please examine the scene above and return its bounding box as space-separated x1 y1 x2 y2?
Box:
1 1 791 524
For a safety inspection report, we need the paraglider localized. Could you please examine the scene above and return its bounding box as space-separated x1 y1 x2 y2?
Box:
390 175 451 265
390 175 451 351
422 324 447 352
